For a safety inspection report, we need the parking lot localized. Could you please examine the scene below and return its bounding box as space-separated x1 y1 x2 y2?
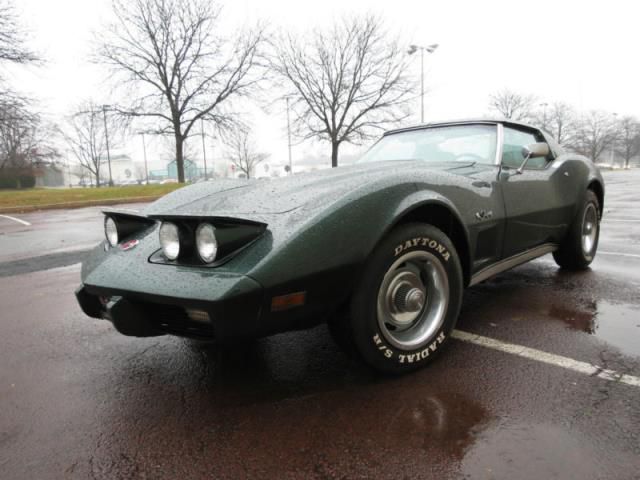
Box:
1 170 639 479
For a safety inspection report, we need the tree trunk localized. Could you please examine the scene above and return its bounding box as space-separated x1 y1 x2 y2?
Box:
95 172 100 188
175 134 186 183
331 140 339 168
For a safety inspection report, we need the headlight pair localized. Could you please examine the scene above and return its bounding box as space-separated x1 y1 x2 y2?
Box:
159 222 218 264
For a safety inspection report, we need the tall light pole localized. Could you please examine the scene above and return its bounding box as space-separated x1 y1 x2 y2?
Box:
140 133 149 185
286 96 293 174
101 105 113 186
540 102 548 130
610 112 618 166
407 43 439 123
200 118 209 180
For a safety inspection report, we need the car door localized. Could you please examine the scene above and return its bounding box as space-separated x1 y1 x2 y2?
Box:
499 125 572 258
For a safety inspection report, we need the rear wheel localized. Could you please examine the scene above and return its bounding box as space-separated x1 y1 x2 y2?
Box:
553 190 600 270
345 223 463 374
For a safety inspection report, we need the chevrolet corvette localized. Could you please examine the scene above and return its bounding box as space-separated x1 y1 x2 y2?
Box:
76 119 604 373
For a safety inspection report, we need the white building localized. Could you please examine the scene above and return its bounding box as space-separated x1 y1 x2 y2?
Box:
97 154 148 184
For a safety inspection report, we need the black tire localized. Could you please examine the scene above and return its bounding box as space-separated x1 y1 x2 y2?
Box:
553 190 600 270
327 311 356 356
347 223 464 374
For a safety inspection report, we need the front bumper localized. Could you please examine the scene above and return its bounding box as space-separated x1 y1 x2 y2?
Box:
78 238 265 339
75 274 264 340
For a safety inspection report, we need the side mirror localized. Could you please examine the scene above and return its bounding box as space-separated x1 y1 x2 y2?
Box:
516 142 550 174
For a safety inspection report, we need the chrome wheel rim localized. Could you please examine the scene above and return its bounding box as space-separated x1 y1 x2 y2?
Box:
377 251 449 350
581 204 598 256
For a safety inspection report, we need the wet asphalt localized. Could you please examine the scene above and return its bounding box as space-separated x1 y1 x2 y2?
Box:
1 171 639 479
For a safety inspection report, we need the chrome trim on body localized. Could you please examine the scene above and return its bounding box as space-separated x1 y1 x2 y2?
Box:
495 123 504 166
470 243 558 286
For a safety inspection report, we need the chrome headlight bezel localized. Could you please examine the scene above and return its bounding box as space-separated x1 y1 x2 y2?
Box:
159 221 181 260
104 216 119 247
195 223 218 264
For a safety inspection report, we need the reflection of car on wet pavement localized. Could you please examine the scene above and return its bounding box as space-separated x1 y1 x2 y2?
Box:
76 119 604 374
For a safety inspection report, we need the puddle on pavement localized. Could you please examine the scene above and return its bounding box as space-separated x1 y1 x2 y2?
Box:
379 391 490 460
461 423 606 479
549 300 640 357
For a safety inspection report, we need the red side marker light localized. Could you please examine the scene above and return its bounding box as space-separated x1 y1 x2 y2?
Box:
271 292 306 312
120 239 139 251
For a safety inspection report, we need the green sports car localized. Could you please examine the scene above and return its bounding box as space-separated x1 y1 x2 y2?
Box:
76 119 604 374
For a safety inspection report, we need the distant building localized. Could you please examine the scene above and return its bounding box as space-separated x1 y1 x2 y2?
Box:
96 154 147 184
167 159 199 181
149 169 168 181
33 162 65 187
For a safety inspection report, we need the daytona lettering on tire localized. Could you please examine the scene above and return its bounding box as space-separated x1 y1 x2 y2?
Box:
348 223 463 374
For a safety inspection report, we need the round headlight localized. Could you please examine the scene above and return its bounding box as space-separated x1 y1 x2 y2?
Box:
159 222 180 260
105 217 118 247
196 223 218 263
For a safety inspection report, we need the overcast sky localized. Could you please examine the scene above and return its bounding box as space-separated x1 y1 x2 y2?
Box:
6 0 640 171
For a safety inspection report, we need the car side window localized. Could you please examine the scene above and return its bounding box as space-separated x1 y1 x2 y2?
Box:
502 127 550 170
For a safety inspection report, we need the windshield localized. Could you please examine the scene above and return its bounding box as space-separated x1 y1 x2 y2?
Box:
358 124 497 164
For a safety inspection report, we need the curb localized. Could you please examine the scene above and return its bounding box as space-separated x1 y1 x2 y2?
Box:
0 195 160 214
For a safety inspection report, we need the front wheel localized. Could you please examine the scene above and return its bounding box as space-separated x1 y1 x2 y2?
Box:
348 223 464 374
553 190 600 270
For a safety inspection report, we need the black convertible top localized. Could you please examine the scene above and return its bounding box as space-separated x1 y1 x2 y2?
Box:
384 118 542 136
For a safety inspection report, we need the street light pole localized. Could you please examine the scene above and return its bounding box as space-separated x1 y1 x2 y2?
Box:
200 118 208 180
408 43 439 124
610 112 618 166
540 102 548 130
141 133 149 185
286 96 293 174
102 105 113 186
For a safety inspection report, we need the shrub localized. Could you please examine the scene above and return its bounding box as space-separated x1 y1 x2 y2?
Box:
0 170 36 189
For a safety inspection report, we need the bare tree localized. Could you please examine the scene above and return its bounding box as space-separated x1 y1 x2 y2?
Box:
532 101 578 145
273 15 414 167
616 116 640 168
0 99 34 170
547 102 578 145
96 0 266 183
0 1 37 66
0 1 39 168
570 110 617 162
225 128 268 179
0 0 38 109
60 102 126 187
0 98 55 170
488 88 536 122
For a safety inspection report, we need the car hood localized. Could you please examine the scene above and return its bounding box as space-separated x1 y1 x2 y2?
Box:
144 160 475 219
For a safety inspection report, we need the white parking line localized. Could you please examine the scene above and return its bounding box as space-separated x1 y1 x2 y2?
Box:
0 214 31 226
599 251 640 259
452 330 640 388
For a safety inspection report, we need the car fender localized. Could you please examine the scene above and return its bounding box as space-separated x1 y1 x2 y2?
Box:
376 188 472 285
388 190 469 245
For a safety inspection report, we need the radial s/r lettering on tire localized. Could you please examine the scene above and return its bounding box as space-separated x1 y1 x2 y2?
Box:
553 190 600 270
349 223 463 374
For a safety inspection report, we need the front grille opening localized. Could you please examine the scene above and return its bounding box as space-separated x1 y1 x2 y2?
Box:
138 301 215 339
